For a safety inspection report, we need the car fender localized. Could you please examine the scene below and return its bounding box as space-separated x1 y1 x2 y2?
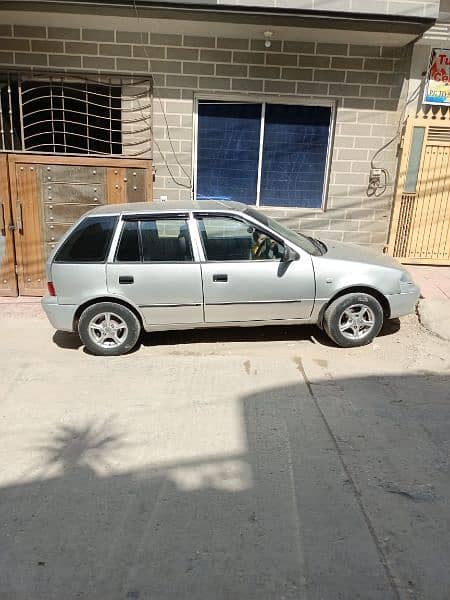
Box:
73 292 145 327
312 256 402 300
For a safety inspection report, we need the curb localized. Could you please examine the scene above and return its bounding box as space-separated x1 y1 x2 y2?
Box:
416 298 450 342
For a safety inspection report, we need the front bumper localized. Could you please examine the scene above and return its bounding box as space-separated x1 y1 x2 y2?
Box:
42 296 77 332
386 285 420 319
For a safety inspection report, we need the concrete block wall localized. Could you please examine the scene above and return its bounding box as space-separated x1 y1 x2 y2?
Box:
0 24 412 248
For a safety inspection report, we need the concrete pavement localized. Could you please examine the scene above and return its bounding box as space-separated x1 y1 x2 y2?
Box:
409 266 450 341
408 265 450 301
0 311 449 600
418 298 450 342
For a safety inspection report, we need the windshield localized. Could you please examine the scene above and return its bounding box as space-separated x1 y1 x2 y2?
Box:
244 207 323 256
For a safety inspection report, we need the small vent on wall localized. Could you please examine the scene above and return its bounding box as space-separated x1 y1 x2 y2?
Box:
427 126 450 143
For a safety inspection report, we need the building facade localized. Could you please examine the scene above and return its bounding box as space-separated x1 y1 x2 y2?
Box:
382 0 450 265
0 0 440 294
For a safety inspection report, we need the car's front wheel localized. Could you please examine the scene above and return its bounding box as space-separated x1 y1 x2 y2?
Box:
323 292 384 348
78 302 141 356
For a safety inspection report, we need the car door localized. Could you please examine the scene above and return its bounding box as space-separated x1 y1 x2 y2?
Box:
107 215 204 326
196 214 315 323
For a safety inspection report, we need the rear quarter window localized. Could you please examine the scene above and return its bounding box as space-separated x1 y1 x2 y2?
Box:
54 216 118 263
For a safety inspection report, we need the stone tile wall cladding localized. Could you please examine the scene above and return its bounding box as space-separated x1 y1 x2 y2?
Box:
0 24 412 247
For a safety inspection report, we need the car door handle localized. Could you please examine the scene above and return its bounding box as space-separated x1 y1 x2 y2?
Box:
119 275 134 284
213 274 228 282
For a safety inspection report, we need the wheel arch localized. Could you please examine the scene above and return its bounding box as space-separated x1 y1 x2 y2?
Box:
73 296 144 331
317 285 390 329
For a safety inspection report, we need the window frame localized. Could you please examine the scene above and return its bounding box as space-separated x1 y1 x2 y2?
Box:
194 212 288 264
20 80 122 155
112 214 196 264
0 69 152 157
192 94 336 211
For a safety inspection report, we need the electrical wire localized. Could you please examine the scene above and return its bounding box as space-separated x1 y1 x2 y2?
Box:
132 0 192 189
370 80 422 171
369 45 433 177
129 7 427 196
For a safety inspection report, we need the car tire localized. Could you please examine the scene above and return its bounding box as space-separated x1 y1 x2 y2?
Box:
78 302 141 356
323 292 384 348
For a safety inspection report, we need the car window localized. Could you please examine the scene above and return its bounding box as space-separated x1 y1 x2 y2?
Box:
55 216 118 263
140 219 193 262
198 216 284 261
116 221 140 262
244 207 322 256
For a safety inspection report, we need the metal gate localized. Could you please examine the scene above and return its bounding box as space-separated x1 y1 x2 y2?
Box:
0 154 152 296
388 109 450 265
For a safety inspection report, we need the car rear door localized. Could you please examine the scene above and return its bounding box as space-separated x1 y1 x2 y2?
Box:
107 214 204 326
195 214 315 323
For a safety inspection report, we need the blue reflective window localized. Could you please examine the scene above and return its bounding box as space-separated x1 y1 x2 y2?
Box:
196 101 261 203
195 100 332 208
260 104 331 208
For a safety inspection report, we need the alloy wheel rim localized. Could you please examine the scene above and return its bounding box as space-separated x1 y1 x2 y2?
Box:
338 304 376 341
88 312 128 349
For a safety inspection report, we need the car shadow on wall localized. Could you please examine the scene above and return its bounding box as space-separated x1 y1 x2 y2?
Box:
52 319 401 353
2 369 448 599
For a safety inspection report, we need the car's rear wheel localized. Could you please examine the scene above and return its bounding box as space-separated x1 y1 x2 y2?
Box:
323 292 384 348
78 302 141 356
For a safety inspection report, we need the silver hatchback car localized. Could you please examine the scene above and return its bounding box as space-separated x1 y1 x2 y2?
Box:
42 200 419 356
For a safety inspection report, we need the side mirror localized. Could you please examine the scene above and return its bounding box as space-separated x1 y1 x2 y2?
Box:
282 246 299 262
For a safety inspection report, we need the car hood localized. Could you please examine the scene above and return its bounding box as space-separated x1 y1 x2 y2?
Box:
318 240 404 271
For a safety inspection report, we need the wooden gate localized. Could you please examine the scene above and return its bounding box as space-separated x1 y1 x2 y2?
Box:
0 155 17 296
388 110 450 265
1 154 152 296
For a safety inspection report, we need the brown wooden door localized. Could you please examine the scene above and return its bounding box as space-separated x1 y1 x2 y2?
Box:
0 155 18 296
7 155 152 296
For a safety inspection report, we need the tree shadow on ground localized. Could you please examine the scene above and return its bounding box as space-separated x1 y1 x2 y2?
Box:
1 370 449 599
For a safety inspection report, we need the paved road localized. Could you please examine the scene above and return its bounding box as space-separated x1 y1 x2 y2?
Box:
0 313 449 600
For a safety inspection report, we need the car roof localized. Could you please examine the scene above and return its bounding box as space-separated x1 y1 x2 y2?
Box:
86 199 247 216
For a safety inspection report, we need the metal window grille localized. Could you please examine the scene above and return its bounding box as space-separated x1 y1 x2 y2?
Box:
0 71 152 157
